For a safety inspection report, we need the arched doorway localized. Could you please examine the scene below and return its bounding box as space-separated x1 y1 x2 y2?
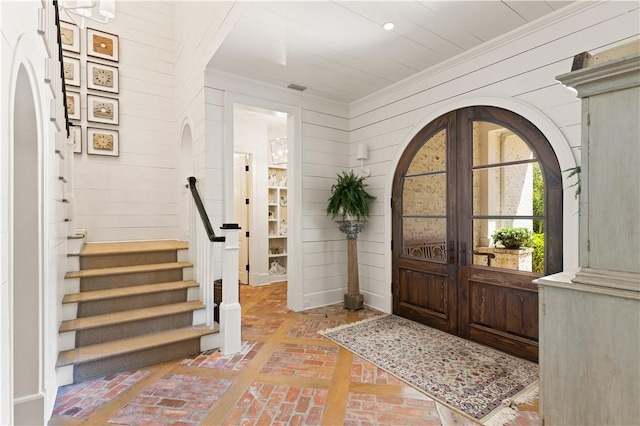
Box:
12 65 43 423
392 106 562 361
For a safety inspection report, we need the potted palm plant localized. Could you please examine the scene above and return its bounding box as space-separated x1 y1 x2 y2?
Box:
327 170 376 310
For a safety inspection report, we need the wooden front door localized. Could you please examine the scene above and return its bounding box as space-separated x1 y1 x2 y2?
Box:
392 107 563 362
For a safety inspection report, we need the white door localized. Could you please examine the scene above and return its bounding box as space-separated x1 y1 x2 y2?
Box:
234 154 250 284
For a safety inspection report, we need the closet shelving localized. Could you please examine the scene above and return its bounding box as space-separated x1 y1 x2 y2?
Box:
267 165 287 280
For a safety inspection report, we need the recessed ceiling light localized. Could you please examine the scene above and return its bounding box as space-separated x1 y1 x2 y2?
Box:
383 22 394 31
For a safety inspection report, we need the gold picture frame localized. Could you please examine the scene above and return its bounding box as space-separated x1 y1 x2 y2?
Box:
65 91 81 121
87 61 119 94
63 56 80 87
60 21 80 53
87 127 119 157
87 94 119 125
87 28 119 62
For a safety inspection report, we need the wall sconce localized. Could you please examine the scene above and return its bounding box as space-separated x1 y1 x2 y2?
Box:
356 144 371 177
61 0 116 28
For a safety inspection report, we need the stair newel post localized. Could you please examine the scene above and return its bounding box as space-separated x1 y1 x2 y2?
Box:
220 223 242 355
204 239 213 328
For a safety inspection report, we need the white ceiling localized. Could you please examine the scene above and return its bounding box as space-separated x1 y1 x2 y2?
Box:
208 1 574 104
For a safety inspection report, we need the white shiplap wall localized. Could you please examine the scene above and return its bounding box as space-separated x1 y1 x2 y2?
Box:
349 1 640 313
70 1 178 242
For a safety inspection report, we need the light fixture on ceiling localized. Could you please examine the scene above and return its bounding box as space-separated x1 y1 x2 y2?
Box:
356 144 371 177
61 0 116 28
382 22 395 31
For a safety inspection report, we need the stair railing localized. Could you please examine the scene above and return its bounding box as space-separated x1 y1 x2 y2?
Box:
54 1 77 234
187 176 241 355
54 0 70 137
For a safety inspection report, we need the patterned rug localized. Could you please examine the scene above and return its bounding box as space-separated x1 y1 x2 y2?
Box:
320 315 538 426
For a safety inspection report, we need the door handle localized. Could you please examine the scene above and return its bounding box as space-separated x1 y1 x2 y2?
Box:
459 242 467 266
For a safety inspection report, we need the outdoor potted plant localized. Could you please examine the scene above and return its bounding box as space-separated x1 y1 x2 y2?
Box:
491 227 532 249
327 170 376 310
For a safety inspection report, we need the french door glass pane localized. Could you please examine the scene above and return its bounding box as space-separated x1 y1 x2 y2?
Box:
472 162 543 216
403 174 446 216
407 129 446 175
472 122 536 167
472 219 543 273
402 218 447 263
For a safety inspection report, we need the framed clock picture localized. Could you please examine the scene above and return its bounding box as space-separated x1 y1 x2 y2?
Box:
87 61 119 93
87 127 119 156
63 56 80 87
87 94 119 125
66 91 81 120
60 21 80 53
87 28 119 62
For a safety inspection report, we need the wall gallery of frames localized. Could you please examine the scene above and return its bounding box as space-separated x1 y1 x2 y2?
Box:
60 20 120 157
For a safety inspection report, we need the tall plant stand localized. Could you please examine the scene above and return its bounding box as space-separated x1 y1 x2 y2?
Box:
339 221 365 310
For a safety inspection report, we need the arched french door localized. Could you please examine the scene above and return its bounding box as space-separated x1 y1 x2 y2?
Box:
392 106 562 361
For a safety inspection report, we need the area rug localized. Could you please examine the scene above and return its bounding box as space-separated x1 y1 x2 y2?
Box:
320 315 538 426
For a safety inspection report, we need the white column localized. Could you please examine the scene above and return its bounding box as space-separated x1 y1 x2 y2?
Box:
220 224 241 355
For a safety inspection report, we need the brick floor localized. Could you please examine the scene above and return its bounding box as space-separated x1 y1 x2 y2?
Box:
345 393 441 426
223 383 327 426
246 298 290 314
107 374 232 425
52 370 149 418
286 318 346 340
180 341 264 370
50 281 537 426
350 355 405 385
260 343 338 380
241 315 286 336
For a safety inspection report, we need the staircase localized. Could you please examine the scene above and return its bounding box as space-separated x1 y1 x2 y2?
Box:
57 239 218 384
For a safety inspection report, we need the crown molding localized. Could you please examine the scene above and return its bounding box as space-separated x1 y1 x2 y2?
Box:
349 1 600 114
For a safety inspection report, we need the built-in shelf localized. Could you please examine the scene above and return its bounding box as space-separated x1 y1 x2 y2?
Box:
267 166 287 283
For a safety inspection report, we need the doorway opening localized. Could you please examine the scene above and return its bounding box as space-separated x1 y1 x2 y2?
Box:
392 106 562 361
12 65 44 423
232 104 290 289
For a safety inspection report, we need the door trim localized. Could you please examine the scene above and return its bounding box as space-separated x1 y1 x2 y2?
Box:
392 105 563 361
383 96 578 315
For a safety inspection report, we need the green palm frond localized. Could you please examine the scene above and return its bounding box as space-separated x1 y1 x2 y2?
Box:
563 166 581 199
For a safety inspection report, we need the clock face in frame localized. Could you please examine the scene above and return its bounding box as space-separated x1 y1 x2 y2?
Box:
93 68 114 88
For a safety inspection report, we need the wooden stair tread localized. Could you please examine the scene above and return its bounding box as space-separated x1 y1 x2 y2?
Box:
65 261 192 279
63 280 198 304
56 325 217 367
80 240 188 257
59 301 205 332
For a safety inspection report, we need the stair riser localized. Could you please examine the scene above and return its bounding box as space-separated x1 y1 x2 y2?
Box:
75 312 194 347
80 251 177 270
80 269 184 292
74 338 201 382
67 255 80 273
59 331 76 351
76 289 189 317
